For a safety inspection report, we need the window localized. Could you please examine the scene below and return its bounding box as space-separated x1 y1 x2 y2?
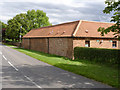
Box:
109 40 112 42
112 41 117 48
85 41 90 47
96 40 100 42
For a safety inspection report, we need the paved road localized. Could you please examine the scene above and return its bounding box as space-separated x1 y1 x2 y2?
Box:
1 44 113 89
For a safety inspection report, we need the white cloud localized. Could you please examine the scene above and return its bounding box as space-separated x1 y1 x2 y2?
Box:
0 16 12 21
0 0 104 8
0 0 113 25
0 2 4 5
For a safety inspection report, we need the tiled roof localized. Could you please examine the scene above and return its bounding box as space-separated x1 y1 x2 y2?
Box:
23 20 115 38
75 20 115 38
23 21 79 38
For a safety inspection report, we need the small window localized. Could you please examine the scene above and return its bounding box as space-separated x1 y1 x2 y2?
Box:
112 41 117 48
97 40 100 42
85 41 90 47
109 40 112 42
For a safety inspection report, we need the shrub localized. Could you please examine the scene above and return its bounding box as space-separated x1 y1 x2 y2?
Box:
74 47 119 64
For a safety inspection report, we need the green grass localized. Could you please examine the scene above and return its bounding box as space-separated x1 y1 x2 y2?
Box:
12 47 119 88
3 43 17 48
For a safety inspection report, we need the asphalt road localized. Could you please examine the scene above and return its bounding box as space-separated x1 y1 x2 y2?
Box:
1 44 113 89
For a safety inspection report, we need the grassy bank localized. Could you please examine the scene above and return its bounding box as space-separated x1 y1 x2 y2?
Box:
12 47 118 88
3 43 17 47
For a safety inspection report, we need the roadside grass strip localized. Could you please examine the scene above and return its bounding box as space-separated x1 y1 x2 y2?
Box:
14 48 119 88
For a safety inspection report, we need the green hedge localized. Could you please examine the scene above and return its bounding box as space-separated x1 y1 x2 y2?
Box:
74 47 119 64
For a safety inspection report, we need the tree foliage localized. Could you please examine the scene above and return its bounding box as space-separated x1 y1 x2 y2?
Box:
0 21 7 28
0 21 7 41
98 0 120 39
6 9 52 41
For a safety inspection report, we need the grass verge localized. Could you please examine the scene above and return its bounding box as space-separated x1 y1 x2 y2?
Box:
12 47 119 88
3 43 17 48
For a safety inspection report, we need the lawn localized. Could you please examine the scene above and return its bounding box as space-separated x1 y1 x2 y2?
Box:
12 47 119 88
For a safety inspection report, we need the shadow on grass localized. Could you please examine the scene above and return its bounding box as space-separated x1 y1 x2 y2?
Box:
54 63 118 88
14 48 70 60
2 63 114 88
13 47 118 88
73 59 118 69
14 47 118 69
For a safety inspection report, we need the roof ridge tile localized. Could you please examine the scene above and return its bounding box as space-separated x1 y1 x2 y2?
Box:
73 20 82 37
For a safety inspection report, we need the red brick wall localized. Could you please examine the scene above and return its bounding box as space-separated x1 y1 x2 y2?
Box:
22 38 74 59
30 38 48 53
73 38 119 49
73 39 85 48
49 38 73 59
118 41 120 49
22 37 119 60
22 39 30 49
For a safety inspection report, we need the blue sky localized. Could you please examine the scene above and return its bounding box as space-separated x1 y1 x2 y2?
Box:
0 0 113 25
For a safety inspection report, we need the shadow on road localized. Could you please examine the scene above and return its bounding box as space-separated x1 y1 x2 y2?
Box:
2 63 113 89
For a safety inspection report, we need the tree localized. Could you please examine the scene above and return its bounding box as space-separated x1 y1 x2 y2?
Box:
0 21 7 41
26 9 52 30
0 21 7 28
6 9 52 42
98 0 120 40
6 13 28 41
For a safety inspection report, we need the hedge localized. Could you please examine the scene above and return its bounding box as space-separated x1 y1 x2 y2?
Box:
74 47 119 64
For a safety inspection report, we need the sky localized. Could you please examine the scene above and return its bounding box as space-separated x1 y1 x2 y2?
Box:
0 0 113 25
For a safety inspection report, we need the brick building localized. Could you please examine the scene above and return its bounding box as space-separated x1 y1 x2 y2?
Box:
22 20 119 59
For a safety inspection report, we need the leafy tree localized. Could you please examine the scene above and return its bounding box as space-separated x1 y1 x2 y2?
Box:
0 21 7 41
0 21 7 28
27 9 52 29
6 13 28 41
6 9 52 42
98 0 120 39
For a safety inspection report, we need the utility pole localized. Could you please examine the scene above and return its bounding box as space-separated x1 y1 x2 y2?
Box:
19 26 22 47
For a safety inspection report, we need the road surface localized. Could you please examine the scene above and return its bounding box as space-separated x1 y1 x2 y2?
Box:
1 44 113 89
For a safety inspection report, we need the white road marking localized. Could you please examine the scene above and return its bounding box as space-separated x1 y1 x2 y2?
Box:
3 55 7 61
8 61 19 71
2 50 42 89
85 82 94 86
4 46 9 48
3 57 42 89
3 55 18 71
24 75 42 89
0 52 2 55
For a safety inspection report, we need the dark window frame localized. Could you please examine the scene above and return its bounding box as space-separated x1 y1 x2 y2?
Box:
112 41 117 48
85 40 90 47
